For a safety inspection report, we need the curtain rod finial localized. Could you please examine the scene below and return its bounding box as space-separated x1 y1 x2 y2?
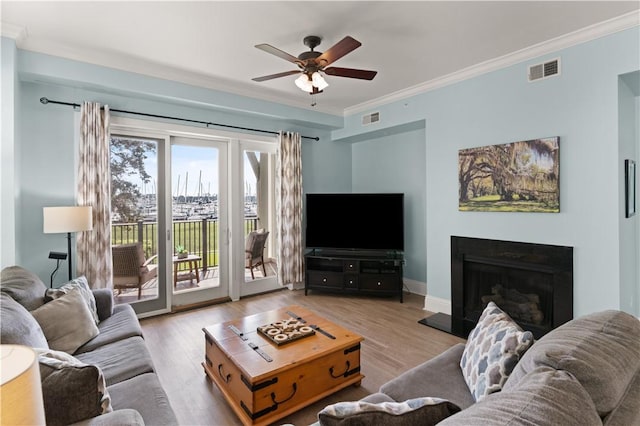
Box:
40 97 49 104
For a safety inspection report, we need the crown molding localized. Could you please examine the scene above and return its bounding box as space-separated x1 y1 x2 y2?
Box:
344 10 640 116
1 22 28 43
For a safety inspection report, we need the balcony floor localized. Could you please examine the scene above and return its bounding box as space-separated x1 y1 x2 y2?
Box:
113 260 277 305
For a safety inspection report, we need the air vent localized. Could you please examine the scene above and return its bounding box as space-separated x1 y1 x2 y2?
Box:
528 58 560 82
362 112 380 125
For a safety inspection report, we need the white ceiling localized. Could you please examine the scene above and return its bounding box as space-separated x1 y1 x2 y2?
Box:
2 1 639 115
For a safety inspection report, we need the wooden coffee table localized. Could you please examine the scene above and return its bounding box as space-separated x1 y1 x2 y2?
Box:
202 305 364 426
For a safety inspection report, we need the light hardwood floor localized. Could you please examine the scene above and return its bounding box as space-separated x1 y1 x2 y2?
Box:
140 289 465 426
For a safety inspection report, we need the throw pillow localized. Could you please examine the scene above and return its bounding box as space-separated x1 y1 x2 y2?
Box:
35 348 112 426
46 276 99 325
0 293 49 348
460 301 534 402
0 265 48 311
31 288 100 354
318 397 461 426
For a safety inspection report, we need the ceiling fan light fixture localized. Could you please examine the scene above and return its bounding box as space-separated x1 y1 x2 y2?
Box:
295 74 313 92
311 72 329 90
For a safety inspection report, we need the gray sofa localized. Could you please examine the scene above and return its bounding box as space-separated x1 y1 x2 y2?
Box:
0 266 178 426
356 309 640 425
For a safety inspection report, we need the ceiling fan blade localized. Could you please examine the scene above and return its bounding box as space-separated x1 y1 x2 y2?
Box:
324 67 377 80
314 36 361 67
252 70 301 82
255 44 302 65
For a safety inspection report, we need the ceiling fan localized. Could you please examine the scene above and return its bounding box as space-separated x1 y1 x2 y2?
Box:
252 35 377 95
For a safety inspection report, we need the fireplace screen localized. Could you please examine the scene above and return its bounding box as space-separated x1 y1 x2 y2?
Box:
463 262 553 332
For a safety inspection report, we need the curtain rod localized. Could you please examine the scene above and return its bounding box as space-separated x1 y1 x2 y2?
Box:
39 97 320 141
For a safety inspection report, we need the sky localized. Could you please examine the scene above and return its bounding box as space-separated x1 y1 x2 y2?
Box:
136 144 257 197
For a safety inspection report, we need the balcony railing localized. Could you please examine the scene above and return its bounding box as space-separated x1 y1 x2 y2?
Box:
111 218 259 271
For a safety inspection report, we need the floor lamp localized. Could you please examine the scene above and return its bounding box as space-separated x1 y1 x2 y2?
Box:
43 206 93 281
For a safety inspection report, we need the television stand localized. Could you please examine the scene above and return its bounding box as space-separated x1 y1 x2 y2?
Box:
304 249 404 303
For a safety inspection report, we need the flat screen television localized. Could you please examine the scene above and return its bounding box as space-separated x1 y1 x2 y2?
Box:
305 193 404 251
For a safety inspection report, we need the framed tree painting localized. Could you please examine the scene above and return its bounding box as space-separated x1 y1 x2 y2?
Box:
626 159 636 218
459 137 560 213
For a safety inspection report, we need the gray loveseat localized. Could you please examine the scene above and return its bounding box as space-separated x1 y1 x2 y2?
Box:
0 266 178 426
356 309 640 425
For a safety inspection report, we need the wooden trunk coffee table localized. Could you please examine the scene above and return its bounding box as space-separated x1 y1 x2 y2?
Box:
202 305 364 426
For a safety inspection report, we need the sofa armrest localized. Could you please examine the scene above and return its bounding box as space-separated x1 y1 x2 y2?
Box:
68 409 144 426
380 343 476 409
92 289 114 321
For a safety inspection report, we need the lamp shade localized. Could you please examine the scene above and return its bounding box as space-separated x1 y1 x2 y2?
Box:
294 74 313 92
0 345 46 425
311 72 329 90
43 206 93 233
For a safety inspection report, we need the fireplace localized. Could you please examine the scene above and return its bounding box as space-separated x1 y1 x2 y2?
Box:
420 236 573 339
451 236 573 339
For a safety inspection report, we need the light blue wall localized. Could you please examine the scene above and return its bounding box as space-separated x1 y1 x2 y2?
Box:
334 27 640 316
301 139 352 195
1 38 19 268
351 127 426 283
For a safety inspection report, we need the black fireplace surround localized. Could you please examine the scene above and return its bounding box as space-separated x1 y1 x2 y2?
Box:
450 236 573 339
420 236 573 338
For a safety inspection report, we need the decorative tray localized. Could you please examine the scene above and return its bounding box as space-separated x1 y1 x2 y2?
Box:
257 318 315 346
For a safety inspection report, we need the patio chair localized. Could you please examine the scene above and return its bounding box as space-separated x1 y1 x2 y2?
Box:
245 230 270 279
112 242 158 299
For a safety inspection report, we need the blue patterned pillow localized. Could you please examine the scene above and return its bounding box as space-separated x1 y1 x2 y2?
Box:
318 397 461 426
460 302 534 401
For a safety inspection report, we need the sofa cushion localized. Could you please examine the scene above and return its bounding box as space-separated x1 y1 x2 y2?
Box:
68 409 144 426
46 276 99 325
92 288 114 321
504 309 640 418
0 265 47 311
318 397 461 426
108 373 178 425
602 368 640 426
31 288 100 353
36 348 112 426
460 302 534 401
75 304 143 354
75 336 154 386
0 293 49 348
380 343 475 410
438 367 601 426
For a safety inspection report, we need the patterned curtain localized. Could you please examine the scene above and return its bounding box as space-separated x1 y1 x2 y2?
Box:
275 131 304 286
77 102 112 289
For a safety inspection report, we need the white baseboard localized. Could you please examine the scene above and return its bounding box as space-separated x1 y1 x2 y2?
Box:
424 295 452 315
402 278 426 296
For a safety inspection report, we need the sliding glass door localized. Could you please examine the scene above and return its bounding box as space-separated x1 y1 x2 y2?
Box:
110 132 170 315
236 140 279 297
170 137 229 308
110 116 278 314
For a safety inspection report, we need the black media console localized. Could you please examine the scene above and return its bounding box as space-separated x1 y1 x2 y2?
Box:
304 249 404 303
